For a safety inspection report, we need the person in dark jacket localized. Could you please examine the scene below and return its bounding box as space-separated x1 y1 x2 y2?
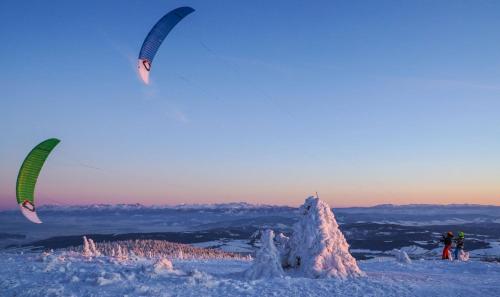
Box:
441 231 454 260
454 231 465 260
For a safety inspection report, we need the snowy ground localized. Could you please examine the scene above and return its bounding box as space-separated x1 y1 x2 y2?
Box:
1 251 499 297
191 239 254 253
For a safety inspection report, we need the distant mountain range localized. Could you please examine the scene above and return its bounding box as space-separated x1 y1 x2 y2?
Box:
2 202 499 213
0 202 295 213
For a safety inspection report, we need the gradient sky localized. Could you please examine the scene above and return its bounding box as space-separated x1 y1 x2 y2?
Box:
1 0 500 209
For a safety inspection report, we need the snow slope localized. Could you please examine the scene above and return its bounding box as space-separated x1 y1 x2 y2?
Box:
1 251 499 297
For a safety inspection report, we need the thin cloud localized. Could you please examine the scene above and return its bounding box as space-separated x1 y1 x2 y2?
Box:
425 79 500 91
382 75 500 91
97 29 138 75
168 108 190 124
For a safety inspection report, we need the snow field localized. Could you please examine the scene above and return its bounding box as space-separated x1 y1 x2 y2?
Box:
1 251 500 297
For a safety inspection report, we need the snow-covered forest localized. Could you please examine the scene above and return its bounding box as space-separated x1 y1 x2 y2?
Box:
72 236 250 261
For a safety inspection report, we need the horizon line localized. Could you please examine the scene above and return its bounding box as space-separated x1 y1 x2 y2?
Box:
1 201 499 211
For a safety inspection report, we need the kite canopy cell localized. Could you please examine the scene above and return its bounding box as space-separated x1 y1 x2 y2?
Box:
138 6 195 84
16 138 60 224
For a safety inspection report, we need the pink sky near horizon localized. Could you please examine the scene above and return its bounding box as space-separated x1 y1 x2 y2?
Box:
1 183 500 210
2 151 500 209
2 157 500 210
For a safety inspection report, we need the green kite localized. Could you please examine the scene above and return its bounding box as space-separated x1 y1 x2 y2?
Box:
16 138 60 224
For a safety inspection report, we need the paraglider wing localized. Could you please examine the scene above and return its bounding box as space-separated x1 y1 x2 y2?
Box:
16 138 60 224
138 6 195 84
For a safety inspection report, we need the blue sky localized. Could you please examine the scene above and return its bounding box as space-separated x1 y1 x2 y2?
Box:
1 0 500 208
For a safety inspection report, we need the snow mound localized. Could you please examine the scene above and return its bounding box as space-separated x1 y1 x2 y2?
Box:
153 258 174 273
399 245 430 256
285 196 363 278
244 229 284 279
391 249 412 264
459 250 470 262
97 272 122 286
187 269 219 288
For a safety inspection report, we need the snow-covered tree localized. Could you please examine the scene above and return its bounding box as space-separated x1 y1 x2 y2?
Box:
177 250 184 260
71 239 249 261
275 232 291 267
244 229 284 279
82 236 101 257
286 196 363 278
116 245 127 260
82 236 92 257
88 238 101 256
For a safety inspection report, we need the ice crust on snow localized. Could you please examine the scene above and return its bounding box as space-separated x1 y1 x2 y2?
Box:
284 196 363 278
244 229 284 279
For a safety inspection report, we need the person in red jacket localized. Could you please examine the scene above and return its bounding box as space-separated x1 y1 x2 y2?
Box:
441 231 454 260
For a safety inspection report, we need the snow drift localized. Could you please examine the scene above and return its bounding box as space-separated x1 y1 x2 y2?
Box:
244 229 284 279
283 196 363 278
2 249 500 297
392 249 412 264
458 250 470 262
153 258 174 273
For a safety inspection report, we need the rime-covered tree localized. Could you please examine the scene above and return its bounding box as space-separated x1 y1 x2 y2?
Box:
244 230 284 279
286 196 363 278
